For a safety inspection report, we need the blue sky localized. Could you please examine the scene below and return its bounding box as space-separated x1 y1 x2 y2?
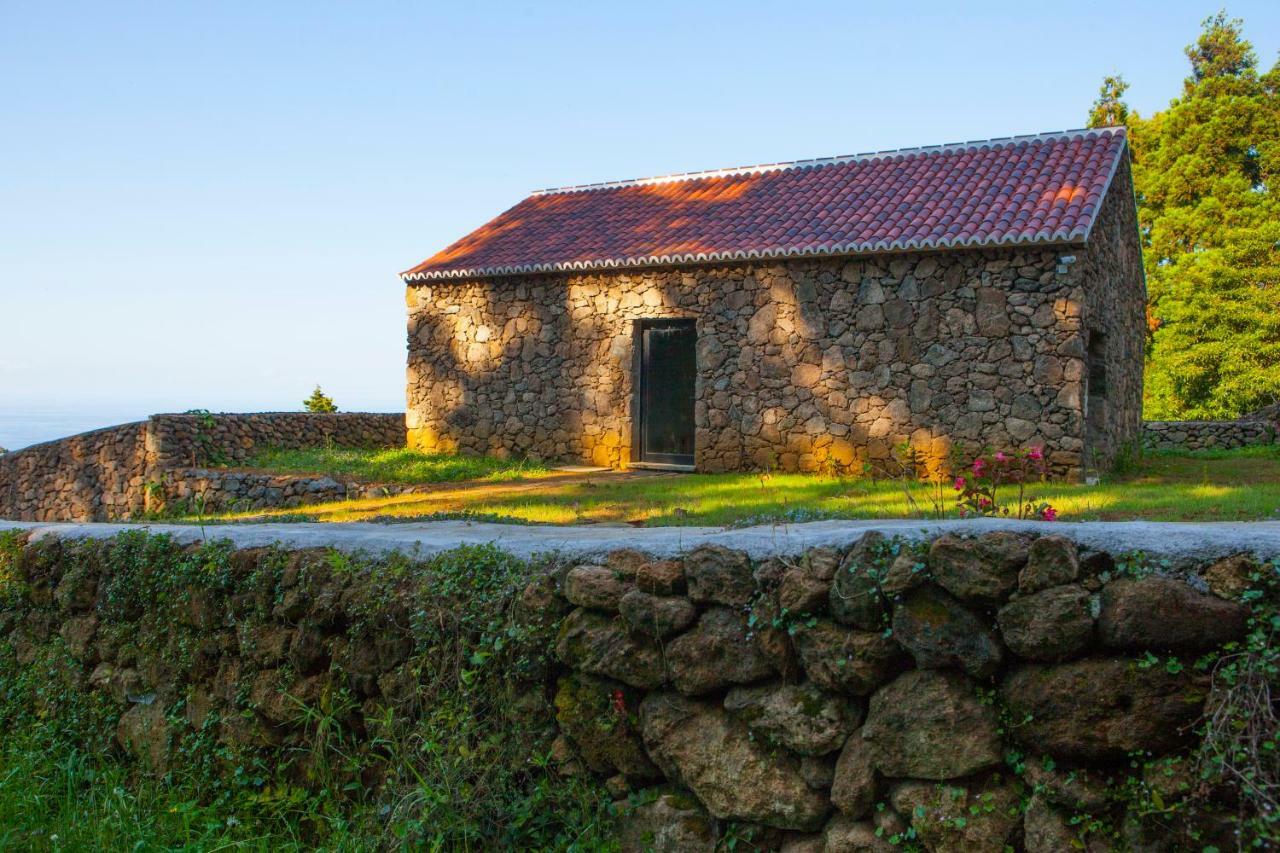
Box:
2 1 1277 420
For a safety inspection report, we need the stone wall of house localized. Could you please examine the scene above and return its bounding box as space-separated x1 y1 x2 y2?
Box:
1144 419 1277 451
406 233 1143 480
0 413 405 521
0 529 1266 848
1075 157 1147 473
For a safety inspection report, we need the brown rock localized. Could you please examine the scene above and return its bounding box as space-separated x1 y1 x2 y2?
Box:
288 624 328 675
724 681 860 756
863 670 1001 780
618 589 697 639
640 692 831 831
60 613 99 661
515 571 571 628
750 594 803 681
685 545 756 606
793 619 902 695
1022 757 1111 811
555 608 667 689
753 557 790 591
1001 658 1209 761
1019 535 1080 593
116 702 170 772
800 754 836 790
667 607 774 695
804 548 843 581
780 565 833 615
891 585 1004 677
90 663 143 705
564 564 632 611
829 532 890 629
996 584 1095 661
1098 576 1248 651
890 774 1021 852
880 551 927 596
822 815 895 852
605 548 651 578
616 791 716 852
929 532 1031 606
830 728 877 819
1201 553 1258 600
636 559 686 595
553 673 659 780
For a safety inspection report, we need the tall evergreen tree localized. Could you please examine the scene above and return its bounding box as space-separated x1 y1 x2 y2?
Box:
1091 12 1280 418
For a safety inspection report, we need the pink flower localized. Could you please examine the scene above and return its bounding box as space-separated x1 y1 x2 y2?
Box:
953 476 966 491
994 451 1008 463
971 458 986 475
1027 447 1044 461
977 497 992 509
1041 506 1058 522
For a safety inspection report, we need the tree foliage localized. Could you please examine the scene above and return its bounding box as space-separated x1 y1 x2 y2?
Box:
303 385 338 413
1091 12 1280 418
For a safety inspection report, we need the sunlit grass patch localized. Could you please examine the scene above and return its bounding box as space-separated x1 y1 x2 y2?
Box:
202 445 1280 527
230 446 552 484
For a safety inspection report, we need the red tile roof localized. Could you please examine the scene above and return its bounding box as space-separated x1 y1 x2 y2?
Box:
402 128 1128 282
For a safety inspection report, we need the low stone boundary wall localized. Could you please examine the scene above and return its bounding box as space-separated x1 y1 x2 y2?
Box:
0 412 405 521
149 412 404 468
0 528 1270 848
541 532 1260 848
0 422 149 521
1144 418 1276 451
163 467 428 514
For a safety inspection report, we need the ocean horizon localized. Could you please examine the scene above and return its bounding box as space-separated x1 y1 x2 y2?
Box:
0 400 405 453
0 405 160 453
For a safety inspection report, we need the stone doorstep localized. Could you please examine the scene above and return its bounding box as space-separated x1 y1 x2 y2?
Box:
3 517 1280 564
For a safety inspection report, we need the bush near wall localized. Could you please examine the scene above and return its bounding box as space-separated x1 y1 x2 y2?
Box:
0 530 1275 850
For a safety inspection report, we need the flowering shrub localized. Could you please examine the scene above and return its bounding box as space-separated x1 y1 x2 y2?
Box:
953 446 1058 520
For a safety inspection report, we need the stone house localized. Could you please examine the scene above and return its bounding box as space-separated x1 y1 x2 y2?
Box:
401 128 1144 479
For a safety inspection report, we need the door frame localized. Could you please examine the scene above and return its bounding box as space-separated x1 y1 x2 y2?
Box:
630 318 697 468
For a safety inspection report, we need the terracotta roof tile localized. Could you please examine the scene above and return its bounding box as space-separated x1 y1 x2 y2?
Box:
402 128 1127 281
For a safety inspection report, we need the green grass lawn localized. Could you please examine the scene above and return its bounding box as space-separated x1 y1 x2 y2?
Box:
208 444 1280 527
232 445 552 484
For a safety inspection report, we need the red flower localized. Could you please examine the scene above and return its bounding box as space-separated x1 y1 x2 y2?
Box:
611 689 627 714
1041 506 1058 521
953 476 966 491
1027 446 1044 461
971 458 986 475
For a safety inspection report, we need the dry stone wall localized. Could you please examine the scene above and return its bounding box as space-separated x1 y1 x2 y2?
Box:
405 168 1145 480
0 413 404 521
163 467 429 514
544 532 1258 850
1144 419 1277 451
0 529 1269 850
147 412 404 469
0 422 149 522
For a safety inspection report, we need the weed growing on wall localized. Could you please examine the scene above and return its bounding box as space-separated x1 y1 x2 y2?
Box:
0 531 616 850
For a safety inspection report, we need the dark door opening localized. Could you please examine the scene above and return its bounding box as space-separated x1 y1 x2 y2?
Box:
635 319 696 467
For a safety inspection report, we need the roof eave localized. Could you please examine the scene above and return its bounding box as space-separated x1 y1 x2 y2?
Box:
400 234 1091 283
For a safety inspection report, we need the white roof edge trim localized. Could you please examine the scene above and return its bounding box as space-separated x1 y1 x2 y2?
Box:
399 232 1089 282
1080 135 1129 244
529 127 1126 197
